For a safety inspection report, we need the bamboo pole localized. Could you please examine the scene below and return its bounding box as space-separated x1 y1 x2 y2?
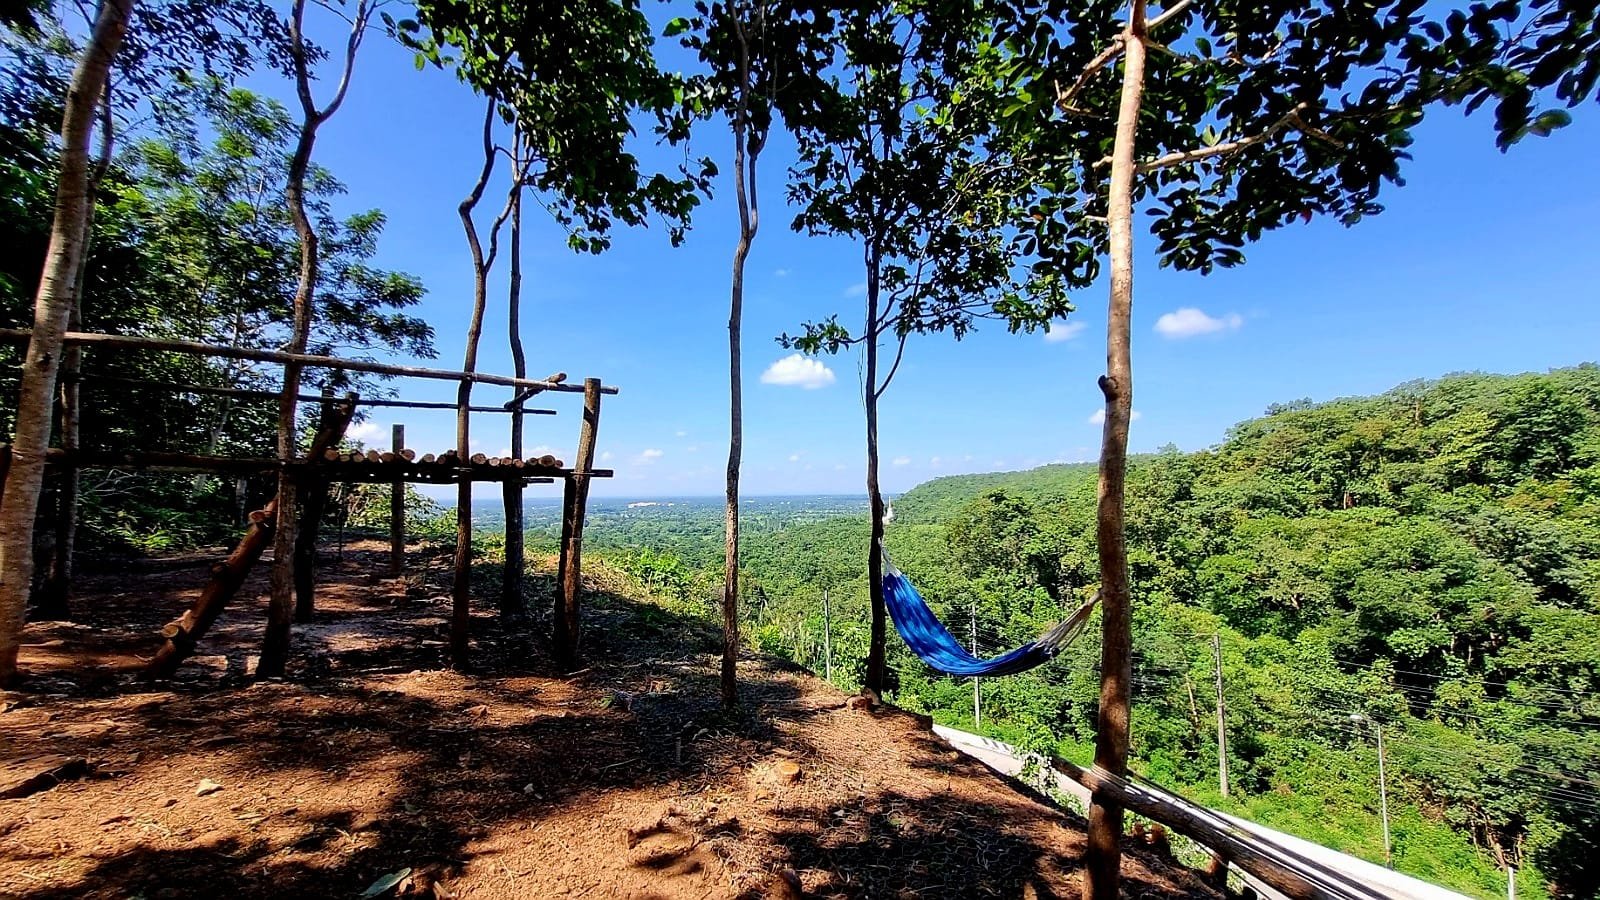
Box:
0 329 615 394
553 378 602 669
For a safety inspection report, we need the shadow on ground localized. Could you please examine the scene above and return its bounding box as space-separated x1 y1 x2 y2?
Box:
0 542 1215 899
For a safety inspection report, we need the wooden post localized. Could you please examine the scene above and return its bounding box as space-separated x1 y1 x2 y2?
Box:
553 377 601 669
389 423 404 577
291 477 328 623
292 389 334 623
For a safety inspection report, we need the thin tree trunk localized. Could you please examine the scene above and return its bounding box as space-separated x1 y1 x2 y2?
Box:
37 85 114 621
259 0 369 678
1083 4 1146 899
722 17 762 709
863 242 887 698
0 0 133 683
453 98 498 669
500 131 526 624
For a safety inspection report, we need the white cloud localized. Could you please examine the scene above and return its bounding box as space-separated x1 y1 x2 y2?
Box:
636 448 664 464
674 429 687 438
760 354 836 390
892 456 911 466
1044 320 1088 343
844 282 866 298
834 463 847 471
788 453 802 462
347 422 382 442
685 445 700 453
930 456 943 467
600 450 614 463
1154 307 1243 339
1088 409 1143 425
774 268 790 278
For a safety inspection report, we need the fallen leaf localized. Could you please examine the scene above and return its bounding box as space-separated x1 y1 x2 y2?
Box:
195 779 223 797
360 867 412 898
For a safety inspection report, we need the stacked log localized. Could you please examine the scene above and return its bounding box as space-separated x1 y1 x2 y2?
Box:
314 448 568 475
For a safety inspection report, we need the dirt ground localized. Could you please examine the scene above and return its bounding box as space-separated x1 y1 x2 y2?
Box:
0 540 1216 899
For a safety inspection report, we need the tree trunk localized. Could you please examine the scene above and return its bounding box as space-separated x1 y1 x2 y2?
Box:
863 242 887 698
0 0 133 683
500 131 526 624
1083 4 1147 899
723 24 762 708
39 88 113 622
452 98 498 669
259 0 368 678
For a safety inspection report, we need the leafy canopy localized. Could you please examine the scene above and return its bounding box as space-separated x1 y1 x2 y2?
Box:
399 0 716 251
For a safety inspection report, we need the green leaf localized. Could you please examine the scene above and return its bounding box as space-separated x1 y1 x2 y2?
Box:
663 17 690 37
360 868 411 898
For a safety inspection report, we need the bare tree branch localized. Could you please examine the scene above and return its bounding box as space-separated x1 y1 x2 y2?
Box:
1055 0 1192 115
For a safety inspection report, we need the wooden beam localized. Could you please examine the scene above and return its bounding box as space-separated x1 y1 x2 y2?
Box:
36 448 279 475
0 328 618 395
72 375 557 414
554 378 602 669
18 447 596 482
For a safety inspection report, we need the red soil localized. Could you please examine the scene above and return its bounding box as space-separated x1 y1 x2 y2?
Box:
0 542 1215 899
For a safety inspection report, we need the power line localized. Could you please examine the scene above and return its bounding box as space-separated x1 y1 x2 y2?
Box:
1327 656 1598 699
1307 685 1600 731
1321 718 1600 793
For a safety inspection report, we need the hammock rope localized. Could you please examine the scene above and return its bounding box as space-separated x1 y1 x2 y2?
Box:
881 550 1099 677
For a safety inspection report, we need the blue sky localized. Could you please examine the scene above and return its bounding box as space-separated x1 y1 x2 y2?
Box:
261 9 1600 500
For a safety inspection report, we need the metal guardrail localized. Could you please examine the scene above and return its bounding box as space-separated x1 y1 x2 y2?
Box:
931 724 1472 900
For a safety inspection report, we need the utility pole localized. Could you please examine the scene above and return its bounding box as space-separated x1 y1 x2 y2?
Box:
971 601 981 728
1376 718 1392 868
1508 866 1516 900
821 587 832 683
1212 633 1229 797
1351 713 1393 867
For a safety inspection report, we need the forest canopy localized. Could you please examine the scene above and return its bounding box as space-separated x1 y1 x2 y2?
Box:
578 366 1600 898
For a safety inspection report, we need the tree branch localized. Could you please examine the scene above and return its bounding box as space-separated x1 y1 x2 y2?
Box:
874 329 909 400
1054 0 1191 115
1099 102 1346 173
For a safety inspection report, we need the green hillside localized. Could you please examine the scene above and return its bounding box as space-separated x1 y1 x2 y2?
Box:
721 365 1600 899
893 462 1099 524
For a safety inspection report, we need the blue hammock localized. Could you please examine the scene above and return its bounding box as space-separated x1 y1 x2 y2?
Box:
882 556 1099 678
